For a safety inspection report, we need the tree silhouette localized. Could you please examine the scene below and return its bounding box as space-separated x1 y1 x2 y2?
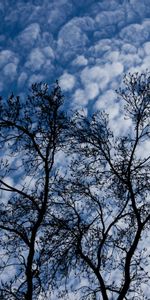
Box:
0 72 150 300
0 82 69 300
48 72 150 300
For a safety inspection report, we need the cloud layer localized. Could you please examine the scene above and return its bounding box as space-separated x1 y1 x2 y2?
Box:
0 0 150 112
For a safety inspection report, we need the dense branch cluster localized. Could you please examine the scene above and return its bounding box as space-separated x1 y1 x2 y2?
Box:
0 72 150 300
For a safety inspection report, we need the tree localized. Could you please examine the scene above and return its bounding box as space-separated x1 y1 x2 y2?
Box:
46 72 150 300
0 72 150 300
0 82 69 300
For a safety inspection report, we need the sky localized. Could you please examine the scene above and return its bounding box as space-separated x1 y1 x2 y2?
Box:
0 1 150 298
0 0 150 117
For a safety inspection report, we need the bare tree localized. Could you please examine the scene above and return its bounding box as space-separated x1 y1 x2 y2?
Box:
49 72 150 300
0 82 68 300
0 72 150 300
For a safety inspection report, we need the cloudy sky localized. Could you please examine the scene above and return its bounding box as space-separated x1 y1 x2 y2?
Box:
0 1 150 298
0 0 150 115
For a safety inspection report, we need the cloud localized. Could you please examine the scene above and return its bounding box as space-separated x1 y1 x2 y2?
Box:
95 89 117 111
28 74 44 86
57 17 92 61
59 72 76 91
130 0 150 17
0 176 14 205
17 72 28 88
72 55 88 66
3 62 18 78
84 82 99 100
0 1 150 117
104 50 142 72
25 46 55 74
25 47 45 71
57 26 88 53
121 43 137 54
95 89 132 136
73 89 87 106
95 9 126 30
0 50 19 85
47 1 74 31
0 82 3 92
119 20 150 45
0 50 18 68
73 82 99 108
89 38 112 58
42 46 55 59
1 0 150 100
144 41 150 55
17 23 41 48
81 62 124 92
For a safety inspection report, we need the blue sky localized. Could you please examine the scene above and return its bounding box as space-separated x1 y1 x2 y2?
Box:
0 0 150 115
0 1 150 298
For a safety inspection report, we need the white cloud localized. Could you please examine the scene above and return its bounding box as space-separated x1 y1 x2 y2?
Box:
90 39 111 56
107 62 124 76
136 140 150 160
42 46 55 59
3 62 17 78
18 23 40 47
57 17 89 56
81 62 124 91
142 56 150 70
17 72 28 88
95 9 125 29
0 82 3 92
121 43 137 54
73 89 87 106
72 55 88 66
59 72 76 91
95 88 133 136
105 51 120 62
25 45 55 76
95 89 117 110
81 66 104 84
0 50 18 68
0 176 14 205
130 0 150 17
28 74 44 86
25 48 45 71
109 114 132 137
71 16 95 32
120 53 142 70
119 20 150 44
143 42 150 55
84 82 99 100
47 1 73 29
73 83 99 108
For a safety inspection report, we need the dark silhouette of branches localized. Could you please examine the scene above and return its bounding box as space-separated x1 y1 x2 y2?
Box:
48 72 150 300
0 72 150 300
0 82 69 300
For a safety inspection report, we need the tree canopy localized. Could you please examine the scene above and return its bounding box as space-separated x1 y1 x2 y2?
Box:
0 72 150 300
